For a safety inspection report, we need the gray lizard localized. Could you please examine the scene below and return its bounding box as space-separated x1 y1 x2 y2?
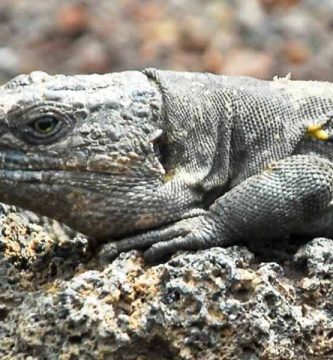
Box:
0 69 333 262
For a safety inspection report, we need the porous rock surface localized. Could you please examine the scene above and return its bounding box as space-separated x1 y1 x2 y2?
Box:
0 205 332 359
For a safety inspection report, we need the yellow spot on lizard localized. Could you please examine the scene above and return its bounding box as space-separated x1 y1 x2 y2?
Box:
306 123 329 141
164 169 175 183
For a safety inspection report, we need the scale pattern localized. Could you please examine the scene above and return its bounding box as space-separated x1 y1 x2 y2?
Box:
1 69 333 261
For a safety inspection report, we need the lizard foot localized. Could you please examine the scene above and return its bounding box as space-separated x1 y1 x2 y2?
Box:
104 212 224 263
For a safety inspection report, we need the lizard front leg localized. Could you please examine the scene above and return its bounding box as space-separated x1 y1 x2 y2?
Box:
103 155 333 262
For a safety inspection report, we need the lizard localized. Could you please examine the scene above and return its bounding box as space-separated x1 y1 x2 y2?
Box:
0 68 333 262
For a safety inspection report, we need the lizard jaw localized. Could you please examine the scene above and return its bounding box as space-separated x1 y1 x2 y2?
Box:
0 168 165 239
0 148 168 239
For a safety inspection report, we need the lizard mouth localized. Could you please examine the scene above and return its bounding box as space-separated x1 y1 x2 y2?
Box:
0 149 99 190
0 145 165 186
0 149 162 192
0 168 146 200
0 148 87 171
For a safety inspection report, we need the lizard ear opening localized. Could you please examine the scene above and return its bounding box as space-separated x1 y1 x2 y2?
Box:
149 128 169 169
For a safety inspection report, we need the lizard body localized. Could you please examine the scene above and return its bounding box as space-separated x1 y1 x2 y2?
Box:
0 69 333 261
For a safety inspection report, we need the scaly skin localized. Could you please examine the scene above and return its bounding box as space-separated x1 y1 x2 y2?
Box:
0 71 200 241
1 69 333 262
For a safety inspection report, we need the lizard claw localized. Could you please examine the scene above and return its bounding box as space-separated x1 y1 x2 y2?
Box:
97 242 119 264
104 212 223 263
143 233 210 263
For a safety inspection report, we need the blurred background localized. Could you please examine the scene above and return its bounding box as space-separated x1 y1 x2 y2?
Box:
0 0 333 84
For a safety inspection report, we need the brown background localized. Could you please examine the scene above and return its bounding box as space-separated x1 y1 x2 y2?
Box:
0 0 333 83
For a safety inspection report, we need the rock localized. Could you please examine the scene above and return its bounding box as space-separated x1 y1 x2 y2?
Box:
0 206 332 359
0 48 20 79
1 0 333 81
56 3 89 36
222 49 274 78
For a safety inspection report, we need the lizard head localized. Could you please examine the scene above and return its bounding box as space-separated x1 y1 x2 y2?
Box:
0 70 169 239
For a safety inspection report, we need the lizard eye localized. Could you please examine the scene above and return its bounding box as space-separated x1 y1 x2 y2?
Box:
29 116 60 135
7 102 77 145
